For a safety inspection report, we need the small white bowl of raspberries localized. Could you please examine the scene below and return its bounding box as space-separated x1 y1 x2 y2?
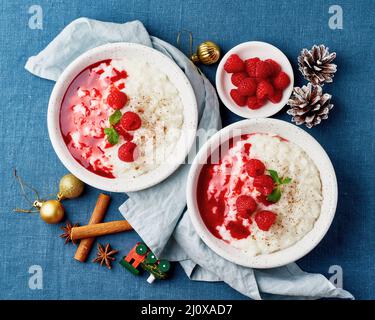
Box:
216 41 294 119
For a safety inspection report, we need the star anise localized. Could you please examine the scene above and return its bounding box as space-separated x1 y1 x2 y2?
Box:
59 221 79 244
92 243 118 270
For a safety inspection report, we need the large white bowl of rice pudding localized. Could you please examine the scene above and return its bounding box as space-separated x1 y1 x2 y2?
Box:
187 118 337 268
48 43 197 192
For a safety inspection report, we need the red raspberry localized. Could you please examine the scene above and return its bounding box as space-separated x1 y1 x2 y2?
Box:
255 60 272 79
247 96 260 110
231 72 248 86
230 89 247 107
119 111 142 131
237 78 257 96
255 210 277 231
224 54 245 73
114 123 133 141
253 175 275 196
256 80 274 100
265 59 281 77
118 141 138 162
273 71 291 90
245 57 260 77
257 98 267 108
107 88 128 110
256 194 274 207
269 90 283 103
245 159 266 177
246 96 266 110
236 195 257 217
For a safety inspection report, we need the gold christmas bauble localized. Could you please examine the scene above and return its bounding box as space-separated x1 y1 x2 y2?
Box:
57 174 84 200
191 41 221 65
35 200 65 224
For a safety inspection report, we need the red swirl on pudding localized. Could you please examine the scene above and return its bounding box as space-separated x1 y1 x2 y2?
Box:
197 133 322 256
197 135 256 240
60 59 132 178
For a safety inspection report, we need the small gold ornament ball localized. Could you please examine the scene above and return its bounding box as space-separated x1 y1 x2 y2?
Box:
58 174 84 200
191 41 221 65
36 200 65 224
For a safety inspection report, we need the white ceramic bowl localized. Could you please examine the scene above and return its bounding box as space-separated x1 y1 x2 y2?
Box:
216 41 294 119
48 43 198 192
186 118 337 268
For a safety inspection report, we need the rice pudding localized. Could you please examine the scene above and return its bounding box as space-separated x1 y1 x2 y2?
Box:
197 133 322 256
60 58 184 179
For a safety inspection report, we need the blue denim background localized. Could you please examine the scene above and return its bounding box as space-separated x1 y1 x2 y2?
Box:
0 0 374 299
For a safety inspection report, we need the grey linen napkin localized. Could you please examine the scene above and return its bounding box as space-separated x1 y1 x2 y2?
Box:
25 18 353 300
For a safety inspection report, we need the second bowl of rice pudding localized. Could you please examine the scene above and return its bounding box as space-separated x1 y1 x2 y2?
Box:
187 118 337 268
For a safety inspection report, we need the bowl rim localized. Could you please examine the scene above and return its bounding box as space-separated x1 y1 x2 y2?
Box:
215 41 294 119
47 42 198 192
186 118 337 268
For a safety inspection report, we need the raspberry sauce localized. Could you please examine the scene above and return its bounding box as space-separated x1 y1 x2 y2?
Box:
197 137 254 240
59 59 129 179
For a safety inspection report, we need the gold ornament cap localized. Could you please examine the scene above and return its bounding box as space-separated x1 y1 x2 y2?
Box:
191 41 221 65
57 174 84 200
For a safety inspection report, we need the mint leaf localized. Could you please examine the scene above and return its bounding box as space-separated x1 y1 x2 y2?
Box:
268 169 281 184
109 110 122 126
104 127 119 145
264 169 292 203
267 187 281 203
282 177 292 185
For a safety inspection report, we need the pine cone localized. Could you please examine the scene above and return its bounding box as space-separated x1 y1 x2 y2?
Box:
298 44 337 85
287 83 333 128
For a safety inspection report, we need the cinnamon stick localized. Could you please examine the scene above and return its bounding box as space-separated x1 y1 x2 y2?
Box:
74 193 110 262
71 220 132 240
